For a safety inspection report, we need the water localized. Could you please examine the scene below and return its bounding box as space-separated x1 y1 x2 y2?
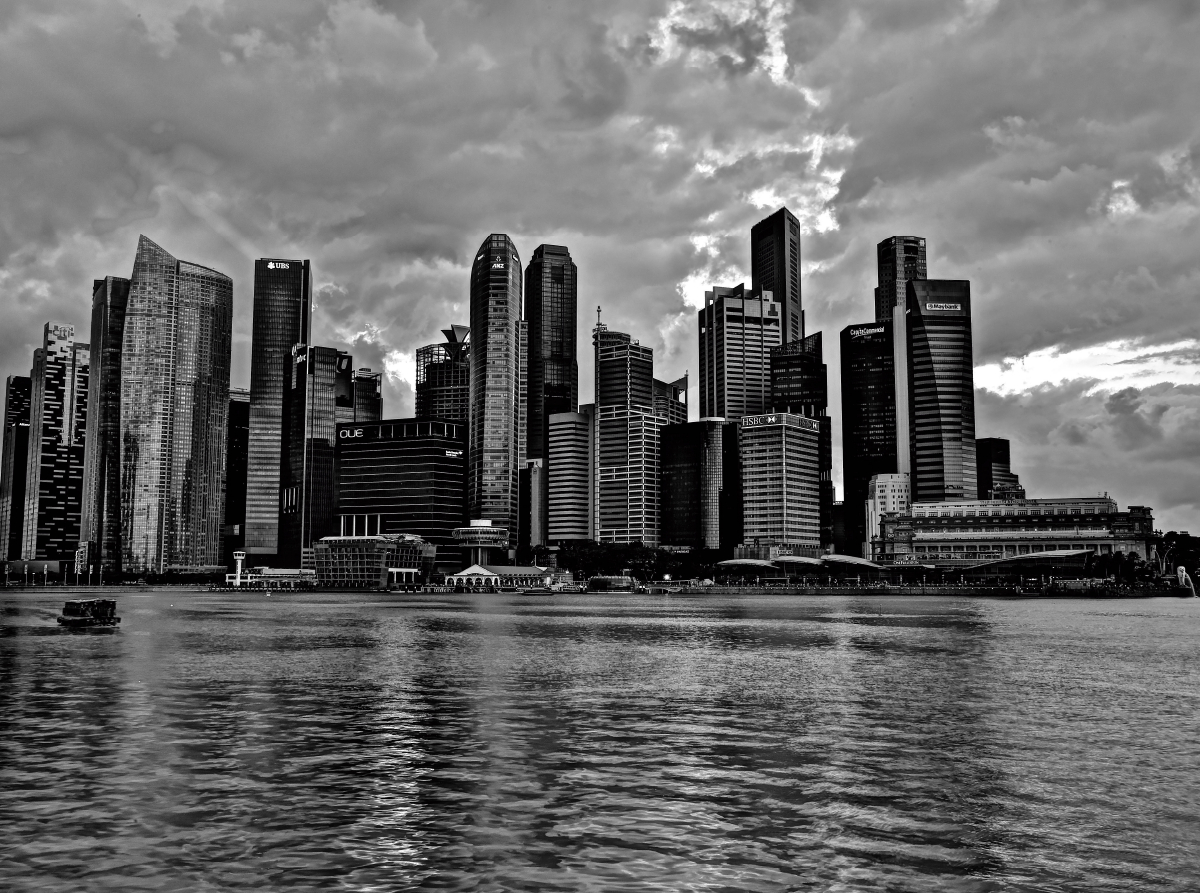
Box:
2 590 1198 892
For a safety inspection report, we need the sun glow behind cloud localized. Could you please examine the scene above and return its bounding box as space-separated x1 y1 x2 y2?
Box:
976 338 1200 396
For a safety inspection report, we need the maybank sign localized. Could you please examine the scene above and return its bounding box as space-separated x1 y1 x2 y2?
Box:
925 302 962 311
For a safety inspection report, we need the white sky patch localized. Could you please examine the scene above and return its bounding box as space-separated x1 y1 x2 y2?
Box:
1106 180 1139 218
649 0 796 89
976 338 1200 396
383 348 415 386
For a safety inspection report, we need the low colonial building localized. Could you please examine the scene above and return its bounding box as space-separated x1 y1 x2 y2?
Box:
873 496 1153 567
448 565 554 590
313 534 436 589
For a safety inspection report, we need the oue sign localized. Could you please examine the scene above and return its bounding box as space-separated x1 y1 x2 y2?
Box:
339 428 364 439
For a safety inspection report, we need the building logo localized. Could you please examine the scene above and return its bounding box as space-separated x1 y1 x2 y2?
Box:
339 428 364 439
446 449 463 458
925 302 962 311
741 414 780 427
850 326 885 337
49 324 75 340
266 261 290 270
491 260 506 269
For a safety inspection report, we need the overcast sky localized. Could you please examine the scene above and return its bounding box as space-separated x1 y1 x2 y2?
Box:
1 0 1198 529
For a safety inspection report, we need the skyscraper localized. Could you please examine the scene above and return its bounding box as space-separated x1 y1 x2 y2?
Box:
906 280 976 503
840 320 897 556
468 234 522 542
524 244 577 548
352 368 383 423
223 388 250 568
874 236 927 323
750 207 803 344
660 419 729 550
594 323 662 545
976 437 1024 499
278 345 347 567
739 412 822 557
22 323 89 561
698 284 781 420
79 276 129 571
120 235 232 574
246 258 311 563
547 407 592 542
0 375 31 560
769 332 833 548
415 326 470 423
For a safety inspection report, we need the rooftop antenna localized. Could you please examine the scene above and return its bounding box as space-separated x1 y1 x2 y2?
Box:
597 305 602 326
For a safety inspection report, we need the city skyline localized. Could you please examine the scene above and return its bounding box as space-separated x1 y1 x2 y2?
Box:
0 2 1197 530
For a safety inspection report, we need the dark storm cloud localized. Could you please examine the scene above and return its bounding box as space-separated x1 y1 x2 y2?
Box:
0 0 1197 526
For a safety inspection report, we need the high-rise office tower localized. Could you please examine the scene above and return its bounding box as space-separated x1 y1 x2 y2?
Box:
750 207 803 343
352 369 383 423
660 419 733 550
79 276 129 571
698 284 781 420
468 234 522 541
976 437 1024 499
770 332 833 548
278 345 348 567
840 320 897 556
0 375 31 560
335 417 467 575
223 388 250 568
654 376 689 425
120 235 232 574
22 323 89 561
525 244 578 548
739 412 822 557
874 236 927 323
547 407 593 542
246 258 311 563
415 326 470 423
594 323 670 545
906 280 976 503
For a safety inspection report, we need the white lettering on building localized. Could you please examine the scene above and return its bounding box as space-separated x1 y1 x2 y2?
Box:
925 302 962 311
339 428 364 439
266 261 291 270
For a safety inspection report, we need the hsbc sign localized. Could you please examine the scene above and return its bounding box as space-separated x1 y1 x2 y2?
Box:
741 414 780 428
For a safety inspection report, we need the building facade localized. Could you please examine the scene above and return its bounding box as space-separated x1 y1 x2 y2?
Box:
246 258 311 562
864 473 911 560
119 236 232 574
547 407 593 542
468 234 522 541
977 437 1024 499
352 368 383 424
79 276 129 571
524 244 578 466
22 323 89 561
659 419 731 550
750 206 804 343
335 417 467 573
874 236 927 323
739 412 822 557
698 284 781 420
314 534 437 588
594 324 662 545
840 320 897 555
906 280 976 503
223 388 250 568
415 325 470 423
0 375 31 560
874 497 1154 566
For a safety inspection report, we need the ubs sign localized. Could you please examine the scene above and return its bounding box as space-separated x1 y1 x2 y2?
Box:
266 261 290 270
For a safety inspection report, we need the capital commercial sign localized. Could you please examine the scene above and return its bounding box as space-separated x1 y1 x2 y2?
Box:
849 325 886 337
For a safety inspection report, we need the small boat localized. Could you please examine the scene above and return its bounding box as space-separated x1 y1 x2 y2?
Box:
57 598 121 628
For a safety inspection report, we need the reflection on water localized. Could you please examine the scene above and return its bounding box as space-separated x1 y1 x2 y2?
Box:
2 591 1198 891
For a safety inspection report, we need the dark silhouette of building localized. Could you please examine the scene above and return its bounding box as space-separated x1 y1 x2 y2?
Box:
660 419 738 551
352 369 382 424
468 235 522 544
698 284 780 419
840 320 897 556
223 388 250 568
0 375 31 560
23 323 89 561
906 280 976 503
79 276 129 572
750 207 803 343
416 326 470 423
335 418 466 574
976 437 1025 499
246 258 311 564
874 236 926 322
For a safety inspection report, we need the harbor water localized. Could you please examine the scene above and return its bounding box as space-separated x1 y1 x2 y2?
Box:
2 590 1198 891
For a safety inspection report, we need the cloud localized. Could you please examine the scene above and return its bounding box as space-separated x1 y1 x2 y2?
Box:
0 0 1198 525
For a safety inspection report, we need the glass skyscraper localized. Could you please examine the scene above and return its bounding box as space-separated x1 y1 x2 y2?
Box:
79 276 129 571
750 207 804 344
906 280 976 503
468 234 522 540
524 245 578 458
223 387 250 568
0 375 31 560
874 236 927 323
246 258 311 562
23 323 90 561
840 320 897 556
120 235 232 574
